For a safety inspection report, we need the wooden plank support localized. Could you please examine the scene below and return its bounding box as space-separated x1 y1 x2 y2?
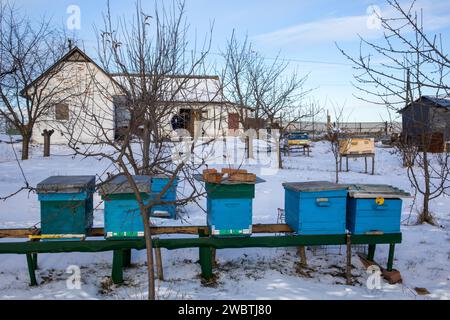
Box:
111 250 124 284
0 224 295 239
297 247 307 267
154 246 164 281
346 234 352 285
26 253 38 286
367 244 376 261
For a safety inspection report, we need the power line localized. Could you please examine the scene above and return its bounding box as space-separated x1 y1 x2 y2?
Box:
208 51 353 67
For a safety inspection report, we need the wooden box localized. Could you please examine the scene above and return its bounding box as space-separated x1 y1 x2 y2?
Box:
229 173 257 183
221 168 248 175
339 138 375 155
204 172 224 184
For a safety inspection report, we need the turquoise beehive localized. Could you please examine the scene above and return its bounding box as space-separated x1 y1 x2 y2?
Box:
283 181 348 235
36 176 95 239
149 175 178 219
101 175 151 239
206 182 255 237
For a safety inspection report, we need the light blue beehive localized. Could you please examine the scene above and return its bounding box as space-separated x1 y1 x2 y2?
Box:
149 175 178 219
346 184 409 235
283 181 348 235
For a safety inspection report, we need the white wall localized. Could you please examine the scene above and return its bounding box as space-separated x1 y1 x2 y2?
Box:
31 61 120 145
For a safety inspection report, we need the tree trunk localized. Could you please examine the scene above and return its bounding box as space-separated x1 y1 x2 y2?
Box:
142 208 156 300
335 158 339 183
420 151 433 224
21 134 31 161
142 123 151 174
277 136 283 170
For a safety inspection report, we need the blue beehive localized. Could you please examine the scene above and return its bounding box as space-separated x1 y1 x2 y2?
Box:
205 182 255 237
283 181 348 235
347 184 410 234
101 175 151 239
149 175 178 219
36 176 95 239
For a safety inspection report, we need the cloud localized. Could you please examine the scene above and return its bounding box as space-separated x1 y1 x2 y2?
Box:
253 0 450 46
253 14 382 46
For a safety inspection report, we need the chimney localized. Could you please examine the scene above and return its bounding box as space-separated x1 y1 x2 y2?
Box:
68 39 73 50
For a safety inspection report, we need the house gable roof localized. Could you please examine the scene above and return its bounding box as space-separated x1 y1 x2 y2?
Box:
20 46 124 97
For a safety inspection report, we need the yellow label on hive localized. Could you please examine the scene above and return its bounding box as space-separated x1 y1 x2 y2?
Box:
375 197 385 206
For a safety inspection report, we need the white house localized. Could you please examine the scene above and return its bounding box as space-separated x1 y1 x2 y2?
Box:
24 47 251 145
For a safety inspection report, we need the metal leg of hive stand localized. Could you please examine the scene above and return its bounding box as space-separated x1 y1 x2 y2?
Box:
346 156 349 172
32 253 38 270
26 253 38 286
339 156 342 172
387 244 395 272
367 244 376 261
112 250 124 284
123 249 131 268
198 230 213 280
199 246 213 280
365 157 368 173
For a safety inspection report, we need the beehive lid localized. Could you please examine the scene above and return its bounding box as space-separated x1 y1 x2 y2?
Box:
37 176 95 194
193 174 265 185
283 181 347 192
347 184 411 198
100 175 151 195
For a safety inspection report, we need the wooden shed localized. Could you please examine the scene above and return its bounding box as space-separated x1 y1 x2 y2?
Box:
399 96 450 152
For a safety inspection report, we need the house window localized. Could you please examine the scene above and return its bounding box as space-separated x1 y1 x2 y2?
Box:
55 104 69 121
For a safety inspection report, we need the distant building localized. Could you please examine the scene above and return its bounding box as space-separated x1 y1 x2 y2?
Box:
21 47 250 145
399 96 450 152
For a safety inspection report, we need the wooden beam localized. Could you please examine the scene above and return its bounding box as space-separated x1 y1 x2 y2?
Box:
0 224 294 239
0 233 402 254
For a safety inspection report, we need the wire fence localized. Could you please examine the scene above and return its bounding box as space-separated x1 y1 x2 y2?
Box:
285 121 402 137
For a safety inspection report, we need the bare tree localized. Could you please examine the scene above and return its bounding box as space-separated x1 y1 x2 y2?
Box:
0 2 70 160
55 0 222 300
325 105 348 183
337 0 450 224
222 32 310 168
221 32 264 159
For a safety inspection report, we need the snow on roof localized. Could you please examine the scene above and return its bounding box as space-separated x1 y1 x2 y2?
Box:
111 74 224 103
423 96 450 109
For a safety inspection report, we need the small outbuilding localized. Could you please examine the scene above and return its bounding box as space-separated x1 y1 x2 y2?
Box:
399 96 450 152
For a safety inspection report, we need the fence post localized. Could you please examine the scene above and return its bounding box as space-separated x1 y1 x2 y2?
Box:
42 129 54 157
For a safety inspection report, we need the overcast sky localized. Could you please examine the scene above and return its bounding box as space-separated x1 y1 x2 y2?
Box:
12 0 450 122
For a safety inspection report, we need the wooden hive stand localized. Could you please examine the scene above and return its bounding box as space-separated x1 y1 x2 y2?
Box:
339 138 375 175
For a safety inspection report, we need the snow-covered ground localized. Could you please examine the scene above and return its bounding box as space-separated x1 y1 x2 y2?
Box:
0 137 448 300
